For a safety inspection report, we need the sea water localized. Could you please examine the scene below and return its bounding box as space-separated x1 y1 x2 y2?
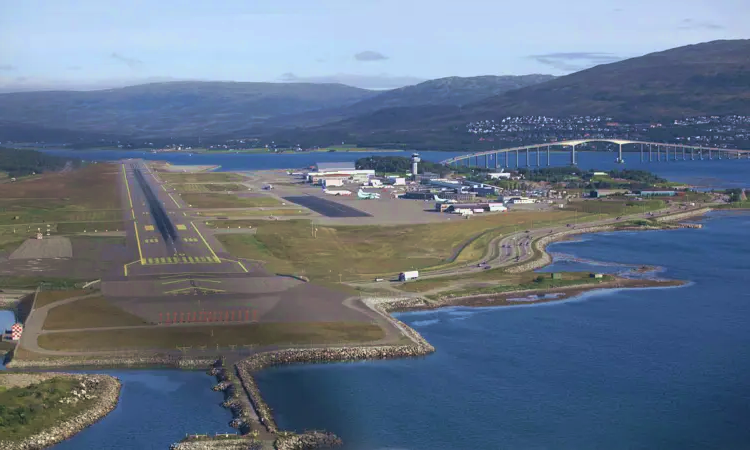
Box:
254 212 750 450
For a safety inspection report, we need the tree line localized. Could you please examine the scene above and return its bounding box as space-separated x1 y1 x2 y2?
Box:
0 148 80 177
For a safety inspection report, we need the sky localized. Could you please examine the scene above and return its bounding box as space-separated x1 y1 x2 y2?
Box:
0 0 748 92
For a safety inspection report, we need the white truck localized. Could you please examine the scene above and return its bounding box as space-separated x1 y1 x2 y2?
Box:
399 270 419 281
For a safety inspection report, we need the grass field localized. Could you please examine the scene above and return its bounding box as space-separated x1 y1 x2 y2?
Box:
0 376 98 442
56 221 124 233
159 173 244 184
37 322 384 351
198 209 309 218
0 277 82 291
34 289 92 308
217 212 581 281
0 164 121 211
174 183 246 193
181 193 281 209
0 165 123 243
423 272 615 299
562 198 665 215
43 296 148 330
395 270 602 293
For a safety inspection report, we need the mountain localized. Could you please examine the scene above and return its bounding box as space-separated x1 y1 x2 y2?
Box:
463 39 750 120
263 75 555 128
0 81 377 138
270 40 750 148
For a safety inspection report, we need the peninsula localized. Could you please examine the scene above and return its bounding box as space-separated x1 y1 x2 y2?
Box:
0 155 733 448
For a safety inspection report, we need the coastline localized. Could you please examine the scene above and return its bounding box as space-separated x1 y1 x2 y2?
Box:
0 373 121 450
0 207 715 449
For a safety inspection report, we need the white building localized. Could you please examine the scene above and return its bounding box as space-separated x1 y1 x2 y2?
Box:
307 161 375 184
323 178 344 187
506 197 535 204
487 172 512 180
388 176 406 186
488 203 508 212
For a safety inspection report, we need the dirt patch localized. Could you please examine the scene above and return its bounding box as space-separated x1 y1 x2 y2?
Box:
9 237 73 259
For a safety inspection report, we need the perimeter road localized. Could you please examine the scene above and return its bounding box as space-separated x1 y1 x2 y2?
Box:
191 221 220 263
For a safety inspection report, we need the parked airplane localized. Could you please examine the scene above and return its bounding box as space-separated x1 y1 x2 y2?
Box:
434 194 457 203
323 188 352 196
357 189 381 199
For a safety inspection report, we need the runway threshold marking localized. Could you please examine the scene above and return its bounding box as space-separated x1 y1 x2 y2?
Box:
191 222 220 263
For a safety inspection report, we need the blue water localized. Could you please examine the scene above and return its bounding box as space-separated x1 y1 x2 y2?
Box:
43 149 749 189
255 212 750 450
51 370 234 449
11 150 749 448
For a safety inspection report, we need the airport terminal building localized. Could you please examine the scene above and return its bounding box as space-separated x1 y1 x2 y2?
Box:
306 162 375 184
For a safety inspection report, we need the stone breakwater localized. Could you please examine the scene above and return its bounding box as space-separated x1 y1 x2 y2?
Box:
0 374 121 450
235 299 434 438
654 207 712 223
6 354 218 370
170 438 261 450
275 431 343 450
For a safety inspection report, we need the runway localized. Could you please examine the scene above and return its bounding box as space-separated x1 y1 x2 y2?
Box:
119 160 250 279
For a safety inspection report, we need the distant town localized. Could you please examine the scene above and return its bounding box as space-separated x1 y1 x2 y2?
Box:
4 115 750 154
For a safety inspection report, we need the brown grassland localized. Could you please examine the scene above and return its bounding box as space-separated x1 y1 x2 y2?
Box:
217 211 582 282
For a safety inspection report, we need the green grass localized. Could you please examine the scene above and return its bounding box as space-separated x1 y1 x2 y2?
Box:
0 376 97 442
426 273 615 299
159 172 244 184
0 277 82 290
563 199 664 216
56 221 124 233
37 322 384 351
181 193 281 209
174 183 246 193
217 212 581 282
715 201 750 210
0 210 122 226
34 290 92 309
200 209 309 220
43 296 149 330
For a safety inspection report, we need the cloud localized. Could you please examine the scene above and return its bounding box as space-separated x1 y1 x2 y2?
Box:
354 51 388 62
110 52 143 69
677 18 724 30
0 64 16 71
278 73 424 90
529 52 623 72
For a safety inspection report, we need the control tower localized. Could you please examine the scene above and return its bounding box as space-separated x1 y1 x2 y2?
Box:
411 153 421 177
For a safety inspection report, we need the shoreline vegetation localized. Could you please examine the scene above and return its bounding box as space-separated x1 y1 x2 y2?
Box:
0 373 121 450
1 206 718 449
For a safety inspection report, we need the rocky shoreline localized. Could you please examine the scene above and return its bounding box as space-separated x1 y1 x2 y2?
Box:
505 207 712 274
5 354 219 370
0 373 121 450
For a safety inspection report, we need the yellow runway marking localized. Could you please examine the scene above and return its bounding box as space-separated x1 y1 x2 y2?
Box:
161 184 167 192
168 193 181 208
176 224 187 230
220 257 249 273
123 260 141 276
133 221 145 264
191 222 220 262
144 225 155 231
122 164 134 209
